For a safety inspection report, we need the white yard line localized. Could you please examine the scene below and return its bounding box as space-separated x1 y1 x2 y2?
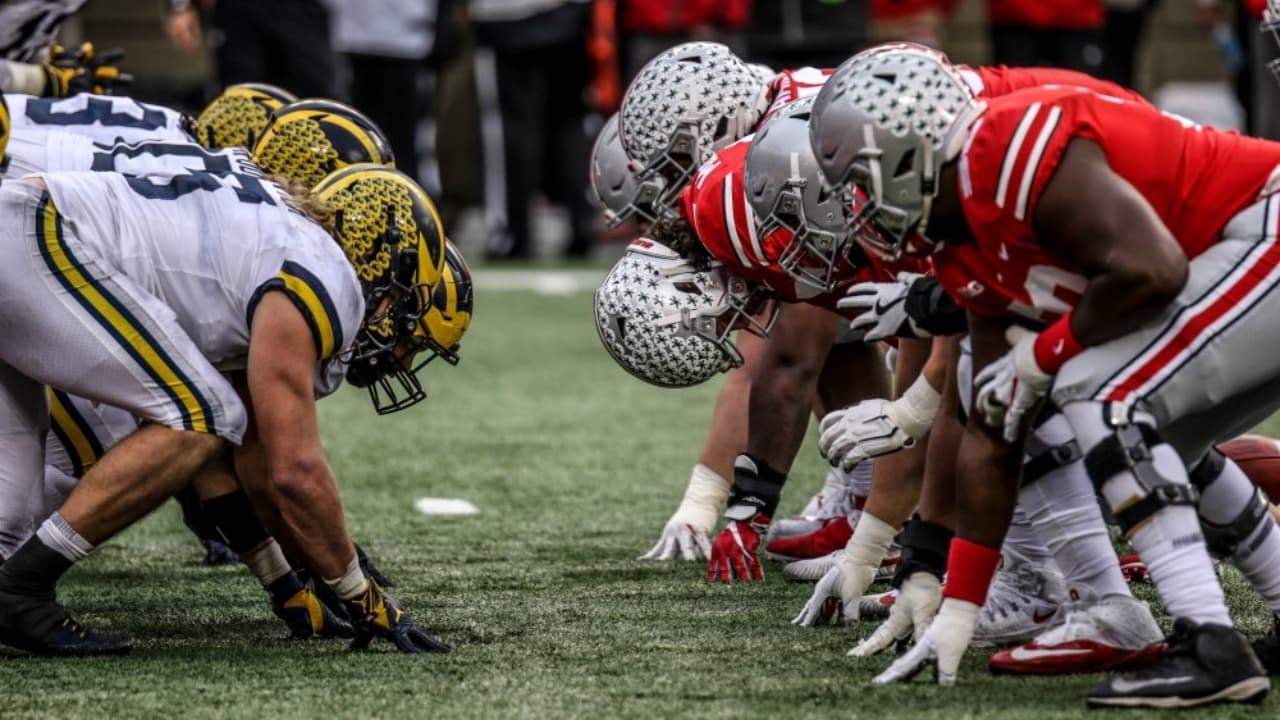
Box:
414 497 480 516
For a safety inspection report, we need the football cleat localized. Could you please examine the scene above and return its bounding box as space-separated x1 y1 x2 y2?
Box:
782 546 900 583
989 594 1166 675
0 590 131 656
1088 620 1269 708
1252 614 1280 675
273 586 356 640
766 516 853 562
859 589 898 619
1119 553 1149 584
770 517 824 540
972 550 1067 647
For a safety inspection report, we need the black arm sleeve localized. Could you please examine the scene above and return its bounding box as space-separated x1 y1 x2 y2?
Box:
904 276 968 337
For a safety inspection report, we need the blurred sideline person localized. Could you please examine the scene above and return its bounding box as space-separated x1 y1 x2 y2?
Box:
988 0 1106 74
472 0 595 259
328 0 462 185
167 0 337 98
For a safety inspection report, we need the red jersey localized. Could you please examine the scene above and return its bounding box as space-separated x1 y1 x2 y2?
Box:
935 85 1280 325
987 0 1103 29
958 65 1145 105
762 67 833 120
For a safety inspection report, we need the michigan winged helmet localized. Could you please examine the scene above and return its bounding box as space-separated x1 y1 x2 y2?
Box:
254 99 395 190
420 242 474 365
192 83 297 150
313 164 447 413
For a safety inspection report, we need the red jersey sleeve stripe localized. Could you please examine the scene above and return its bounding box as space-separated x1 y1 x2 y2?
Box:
996 102 1041 210
723 176 755 268
1015 105 1063 221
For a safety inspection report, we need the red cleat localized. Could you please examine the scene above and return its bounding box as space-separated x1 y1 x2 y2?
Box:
765 517 852 561
1119 553 1149 584
988 595 1166 675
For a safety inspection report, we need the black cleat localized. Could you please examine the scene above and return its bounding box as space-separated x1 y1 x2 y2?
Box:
1252 615 1280 675
200 538 238 566
1088 619 1269 709
0 590 131 657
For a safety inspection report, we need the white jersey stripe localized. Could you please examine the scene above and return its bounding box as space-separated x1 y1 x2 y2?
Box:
1015 106 1062 221
723 177 753 268
743 187 766 265
996 103 1040 210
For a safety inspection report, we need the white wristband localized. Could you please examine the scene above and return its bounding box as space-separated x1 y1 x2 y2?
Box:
0 59 47 95
844 512 897 568
672 463 730 531
323 554 368 601
885 373 941 441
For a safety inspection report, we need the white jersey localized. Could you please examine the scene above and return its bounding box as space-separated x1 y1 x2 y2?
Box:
40 170 364 397
5 131 257 179
0 0 87 61
5 93 192 145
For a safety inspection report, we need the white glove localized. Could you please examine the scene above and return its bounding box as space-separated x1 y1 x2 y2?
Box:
794 513 898 626
848 571 942 657
836 275 927 342
791 554 875 626
639 464 726 561
973 325 1053 443
870 598 980 686
819 375 940 472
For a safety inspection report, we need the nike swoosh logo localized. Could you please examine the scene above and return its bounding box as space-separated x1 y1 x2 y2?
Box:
1032 609 1056 623
998 243 1009 261
1009 646 1092 661
1108 676 1196 693
873 297 904 315
1053 338 1065 355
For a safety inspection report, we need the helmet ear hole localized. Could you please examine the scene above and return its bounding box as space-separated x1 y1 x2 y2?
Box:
713 116 730 143
893 148 916 179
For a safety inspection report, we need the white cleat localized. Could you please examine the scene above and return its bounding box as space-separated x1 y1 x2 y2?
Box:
972 550 1067 647
782 546 900 583
859 589 898 620
771 466 862 541
988 594 1167 675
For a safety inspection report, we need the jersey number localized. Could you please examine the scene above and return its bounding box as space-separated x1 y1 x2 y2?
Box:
1011 265 1087 322
124 171 277 205
25 97 168 131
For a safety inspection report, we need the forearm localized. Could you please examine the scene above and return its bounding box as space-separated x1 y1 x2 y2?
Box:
1071 269 1183 347
270 460 356 579
862 339 931 526
918 340 962 530
696 364 753 480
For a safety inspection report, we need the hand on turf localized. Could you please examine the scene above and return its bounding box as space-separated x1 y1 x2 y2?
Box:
836 277 925 342
974 326 1052 443
818 399 915 471
273 586 355 640
870 598 978 686
344 580 451 654
792 551 878 626
640 517 713 561
849 571 940 658
707 516 767 583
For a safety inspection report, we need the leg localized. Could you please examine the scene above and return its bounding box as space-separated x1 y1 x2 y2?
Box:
0 363 49 560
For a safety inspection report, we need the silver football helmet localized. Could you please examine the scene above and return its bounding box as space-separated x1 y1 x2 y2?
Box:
619 42 769 220
809 46 982 260
590 114 651 227
594 240 776 388
745 96 853 293
1266 0 1280 82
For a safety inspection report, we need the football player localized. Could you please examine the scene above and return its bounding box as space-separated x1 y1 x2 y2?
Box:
193 83 297 150
0 0 129 97
810 47 1280 707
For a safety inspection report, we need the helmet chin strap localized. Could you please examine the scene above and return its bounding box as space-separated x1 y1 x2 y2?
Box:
917 139 936 243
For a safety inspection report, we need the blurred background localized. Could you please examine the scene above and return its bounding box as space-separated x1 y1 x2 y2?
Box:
61 0 1278 262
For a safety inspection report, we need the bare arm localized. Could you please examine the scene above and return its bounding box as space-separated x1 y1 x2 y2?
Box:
245 292 355 579
952 313 1023 548
1036 138 1188 346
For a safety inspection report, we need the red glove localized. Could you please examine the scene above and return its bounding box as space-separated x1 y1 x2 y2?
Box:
706 513 769 583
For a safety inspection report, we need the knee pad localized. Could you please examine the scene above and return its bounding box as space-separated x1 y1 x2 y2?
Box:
1189 448 1227 494
1022 439 1083 488
1200 485 1271 559
1084 421 1198 536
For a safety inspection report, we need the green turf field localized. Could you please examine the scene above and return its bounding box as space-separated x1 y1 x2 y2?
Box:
2 273 1277 719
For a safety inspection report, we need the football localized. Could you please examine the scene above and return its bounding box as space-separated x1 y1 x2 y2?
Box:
1219 434 1280 503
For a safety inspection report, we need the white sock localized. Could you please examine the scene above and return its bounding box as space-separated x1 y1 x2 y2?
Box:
35 512 94 563
240 539 292 588
1200 457 1280 613
846 459 874 499
1063 404 1230 626
324 554 368 601
1003 506 1055 566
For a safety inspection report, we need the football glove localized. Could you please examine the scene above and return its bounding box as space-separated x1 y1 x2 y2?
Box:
706 455 785 584
974 326 1052 443
849 571 942 658
43 42 132 97
837 277 926 342
869 598 979 686
273 586 356 640
344 580 450 654
639 464 725 561
818 399 915 472
791 553 872 626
